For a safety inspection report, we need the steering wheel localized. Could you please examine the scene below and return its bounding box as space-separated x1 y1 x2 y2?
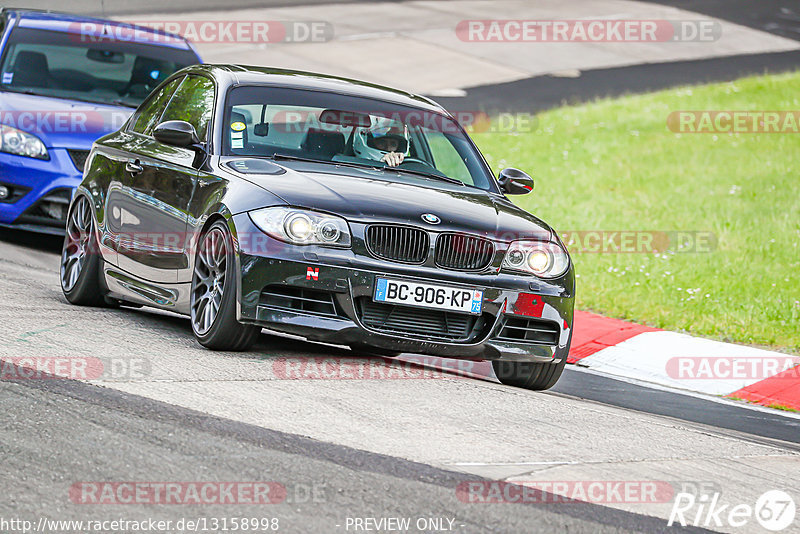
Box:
397 157 444 175
398 157 429 166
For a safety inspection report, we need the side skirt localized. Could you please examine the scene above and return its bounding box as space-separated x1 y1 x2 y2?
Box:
102 262 191 315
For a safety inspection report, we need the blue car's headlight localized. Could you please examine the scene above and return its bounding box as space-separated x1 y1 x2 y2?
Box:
0 124 49 160
502 240 570 278
249 207 352 248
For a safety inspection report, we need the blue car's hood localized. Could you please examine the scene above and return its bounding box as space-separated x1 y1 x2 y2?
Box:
0 91 133 149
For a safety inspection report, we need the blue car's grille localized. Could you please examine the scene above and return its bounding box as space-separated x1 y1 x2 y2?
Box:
17 188 71 227
68 150 90 172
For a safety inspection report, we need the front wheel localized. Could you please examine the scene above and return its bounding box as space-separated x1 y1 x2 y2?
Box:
190 221 261 351
492 358 566 391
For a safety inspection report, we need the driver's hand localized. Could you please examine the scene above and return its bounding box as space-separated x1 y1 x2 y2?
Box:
381 152 405 167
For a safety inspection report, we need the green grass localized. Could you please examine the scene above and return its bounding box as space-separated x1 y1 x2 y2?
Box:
473 71 800 353
767 403 799 413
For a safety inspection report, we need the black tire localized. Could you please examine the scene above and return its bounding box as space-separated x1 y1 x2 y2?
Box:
492 357 566 391
191 220 261 351
349 343 402 358
60 195 106 306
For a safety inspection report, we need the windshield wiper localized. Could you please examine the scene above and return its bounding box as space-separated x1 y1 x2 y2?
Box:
109 100 138 108
270 153 381 172
0 87 39 96
270 153 466 186
0 86 138 108
380 166 465 186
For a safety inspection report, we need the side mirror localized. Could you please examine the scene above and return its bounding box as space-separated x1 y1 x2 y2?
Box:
498 168 534 195
153 120 201 148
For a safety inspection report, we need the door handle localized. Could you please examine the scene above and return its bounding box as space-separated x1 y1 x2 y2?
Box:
125 159 143 175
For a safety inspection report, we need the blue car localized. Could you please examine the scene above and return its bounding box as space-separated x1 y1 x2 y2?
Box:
0 9 201 234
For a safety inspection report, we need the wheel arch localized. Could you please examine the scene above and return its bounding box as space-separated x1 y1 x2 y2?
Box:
191 205 246 321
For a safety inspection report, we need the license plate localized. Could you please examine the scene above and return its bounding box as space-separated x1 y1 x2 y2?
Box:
374 278 483 315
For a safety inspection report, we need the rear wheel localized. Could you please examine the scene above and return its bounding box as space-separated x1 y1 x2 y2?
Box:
191 221 261 351
60 195 105 306
492 357 566 391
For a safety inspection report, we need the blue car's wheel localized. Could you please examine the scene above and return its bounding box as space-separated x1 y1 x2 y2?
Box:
191 221 260 351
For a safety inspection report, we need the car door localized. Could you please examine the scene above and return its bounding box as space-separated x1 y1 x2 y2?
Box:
116 75 215 284
106 76 182 278
101 76 182 268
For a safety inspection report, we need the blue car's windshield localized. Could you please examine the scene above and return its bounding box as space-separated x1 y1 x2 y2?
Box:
0 28 198 107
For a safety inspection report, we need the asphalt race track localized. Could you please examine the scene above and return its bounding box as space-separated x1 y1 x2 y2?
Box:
1 230 799 533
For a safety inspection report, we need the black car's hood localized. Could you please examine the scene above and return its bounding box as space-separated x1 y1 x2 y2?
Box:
227 160 552 242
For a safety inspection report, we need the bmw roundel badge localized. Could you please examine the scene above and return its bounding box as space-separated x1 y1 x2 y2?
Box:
421 213 441 225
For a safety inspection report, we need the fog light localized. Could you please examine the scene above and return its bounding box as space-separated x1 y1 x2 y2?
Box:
0 185 9 200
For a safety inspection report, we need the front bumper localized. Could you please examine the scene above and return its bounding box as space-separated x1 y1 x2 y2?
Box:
0 148 84 234
232 214 574 363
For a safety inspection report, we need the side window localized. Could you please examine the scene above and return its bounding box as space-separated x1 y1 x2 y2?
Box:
425 130 474 185
159 75 215 141
132 77 182 135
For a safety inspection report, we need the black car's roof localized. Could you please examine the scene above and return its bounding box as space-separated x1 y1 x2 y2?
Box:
187 64 449 115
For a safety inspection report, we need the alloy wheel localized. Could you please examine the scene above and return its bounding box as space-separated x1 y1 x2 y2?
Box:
191 227 228 335
61 196 93 292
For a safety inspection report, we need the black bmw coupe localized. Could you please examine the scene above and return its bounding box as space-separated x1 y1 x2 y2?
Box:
60 65 574 390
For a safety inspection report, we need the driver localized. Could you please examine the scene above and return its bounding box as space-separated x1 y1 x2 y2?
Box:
353 119 410 167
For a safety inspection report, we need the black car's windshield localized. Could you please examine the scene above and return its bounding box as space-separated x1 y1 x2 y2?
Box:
0 28 198 107
223 86 496 191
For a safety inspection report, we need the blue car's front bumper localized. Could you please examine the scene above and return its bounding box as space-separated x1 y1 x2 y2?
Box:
0 148 84 235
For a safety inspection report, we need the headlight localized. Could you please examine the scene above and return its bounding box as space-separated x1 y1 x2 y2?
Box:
249 207 351 248
502 240 569 278
0 124 48 160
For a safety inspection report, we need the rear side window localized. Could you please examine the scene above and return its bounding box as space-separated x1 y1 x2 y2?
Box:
159 75 215 141
131 77 182 135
